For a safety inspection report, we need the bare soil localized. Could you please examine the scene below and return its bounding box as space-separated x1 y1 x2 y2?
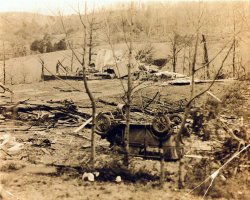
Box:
0 79 249 200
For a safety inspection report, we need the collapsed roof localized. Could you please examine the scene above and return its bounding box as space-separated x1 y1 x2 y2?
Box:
95 49 139 78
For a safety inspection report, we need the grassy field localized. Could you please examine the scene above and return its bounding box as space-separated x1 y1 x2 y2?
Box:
1 35 249 85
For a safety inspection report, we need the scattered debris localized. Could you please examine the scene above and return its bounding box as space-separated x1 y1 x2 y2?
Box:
0 82 13 94
115 175 122 183
154 71 187 80
73 117 94 133
0 133 23 156
0 99 91 130
93 171 100 177
206 91 222 103
82 172 95 182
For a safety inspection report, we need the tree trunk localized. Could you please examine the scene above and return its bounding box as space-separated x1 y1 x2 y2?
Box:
191 32 199 98
177 31 199 150
182 45 186 74
232 13 236 78
178 159 185 189
88 24 93 66
232 40 236 78
201 34 210 79
188 46 191 76
41 60 44 81
124 4 134 167
3 42 6 85
71 49 74 72
172 45 177 73
83 2 96 167
159 146 165 187
124 45 132 166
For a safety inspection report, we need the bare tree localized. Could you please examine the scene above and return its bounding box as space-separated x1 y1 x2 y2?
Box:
77 3 96 167
232 11 236 78
39 58 45 81
2 42 6 85
60 2 96 167
169 32 183 73
169 32 192 73
86 7 101 66
201 34 210 79
174 6 239 187
119 3 135 166
182 44 187 74
102 3 136 166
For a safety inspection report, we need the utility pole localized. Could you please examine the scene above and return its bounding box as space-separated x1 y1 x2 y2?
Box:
3 42 6 85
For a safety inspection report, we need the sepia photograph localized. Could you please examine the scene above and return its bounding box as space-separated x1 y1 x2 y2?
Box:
0 0 249 199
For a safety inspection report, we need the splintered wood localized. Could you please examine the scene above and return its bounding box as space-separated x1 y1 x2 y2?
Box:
0 99 91 130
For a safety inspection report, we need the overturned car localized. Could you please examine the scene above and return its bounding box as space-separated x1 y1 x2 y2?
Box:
95 105 185 161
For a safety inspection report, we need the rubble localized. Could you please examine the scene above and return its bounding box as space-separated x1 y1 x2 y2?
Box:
153 71 187 80
0 99 90 129
82 172 95 182
115 176 122 183
0 73 248 199
0 133 24 156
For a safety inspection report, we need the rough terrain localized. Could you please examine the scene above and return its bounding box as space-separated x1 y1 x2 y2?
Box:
0 79 249 200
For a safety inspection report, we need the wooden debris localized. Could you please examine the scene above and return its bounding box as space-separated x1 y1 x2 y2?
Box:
218 118 245 144
74 116 94 133
206 91 222 102
0 82 13 94
97 99 118 106
0 99 91 130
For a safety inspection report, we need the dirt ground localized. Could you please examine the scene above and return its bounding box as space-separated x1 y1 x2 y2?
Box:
0 79 249 200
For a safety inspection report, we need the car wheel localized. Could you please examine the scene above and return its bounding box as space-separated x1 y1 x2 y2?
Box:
95 113 111 136
151 115 171 141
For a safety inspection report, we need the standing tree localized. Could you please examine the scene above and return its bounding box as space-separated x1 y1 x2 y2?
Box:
169 32 182 73
2 42 6 85
124 4 134 166
102 3 136 166
169 32 190 73
201 34 210 79
232 11 237 78
60 2 96 167
87 8 101 66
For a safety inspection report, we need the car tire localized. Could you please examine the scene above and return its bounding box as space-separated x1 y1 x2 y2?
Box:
95 113 111 136
151 115 171 141
168 114 183 126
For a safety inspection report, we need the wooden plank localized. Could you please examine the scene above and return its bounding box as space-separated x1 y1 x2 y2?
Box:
73 117 93 133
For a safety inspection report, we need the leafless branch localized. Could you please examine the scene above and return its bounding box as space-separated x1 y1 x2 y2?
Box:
187 41 234 107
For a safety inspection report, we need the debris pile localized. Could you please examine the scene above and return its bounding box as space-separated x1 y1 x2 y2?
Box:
0 99 90 129
181 81 250 199
0 133 24 158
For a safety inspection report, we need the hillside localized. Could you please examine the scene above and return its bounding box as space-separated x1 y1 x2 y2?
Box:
1 39 248 85
0 2 249 200
0 1 249 84
0 1 249 59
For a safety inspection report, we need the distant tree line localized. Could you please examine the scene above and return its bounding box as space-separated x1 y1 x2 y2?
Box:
30 34 67 53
